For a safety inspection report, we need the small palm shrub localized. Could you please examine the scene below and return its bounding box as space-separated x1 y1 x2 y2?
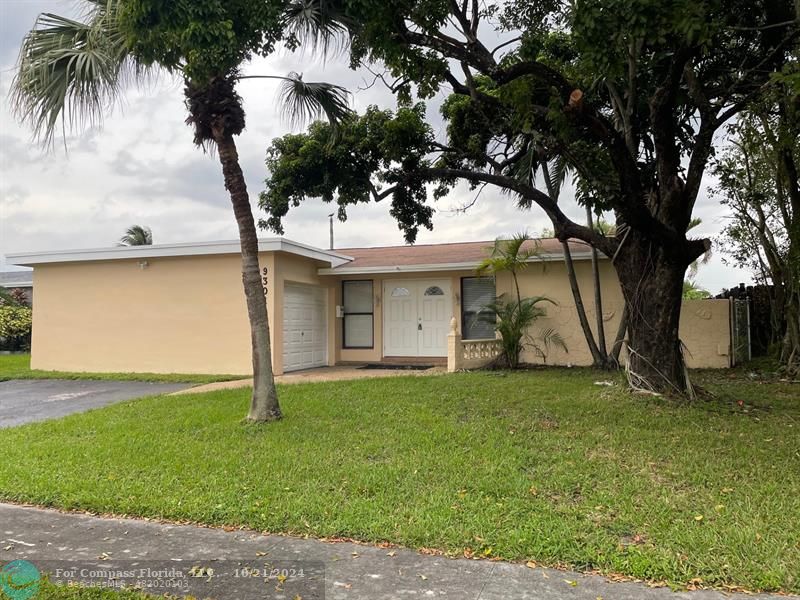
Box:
480 294 567 369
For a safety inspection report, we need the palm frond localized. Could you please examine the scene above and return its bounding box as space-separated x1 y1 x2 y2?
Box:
118 224 153 246
502 233 527 260
477 293 562 368
511 142 537 191
547 155 571 199
531 327 568 363
476 232 541 276
279 72 352 129
11 1 141 146
282 0 352 56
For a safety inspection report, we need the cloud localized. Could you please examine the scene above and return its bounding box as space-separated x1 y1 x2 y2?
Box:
0 1 62 67
0 184 28 205
0 134 38 167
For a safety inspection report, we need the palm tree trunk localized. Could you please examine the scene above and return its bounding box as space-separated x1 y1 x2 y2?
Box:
586 205 608 357
611 303 628 364
561 240 606 366
214 131 281 422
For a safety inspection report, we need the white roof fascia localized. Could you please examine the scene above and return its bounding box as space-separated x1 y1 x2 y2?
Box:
277 239 353 267
317 251 597 275
5 238 353 268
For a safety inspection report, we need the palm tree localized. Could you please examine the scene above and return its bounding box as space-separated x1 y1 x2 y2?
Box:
478 294 564 368
12 1 350 423
476 232 565 368
118 225 152 246
476 232 541 305
537 160 617 369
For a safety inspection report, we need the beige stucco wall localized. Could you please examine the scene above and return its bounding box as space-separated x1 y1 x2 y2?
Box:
31 254 254 375
497 260 730 368
499 259 626 366
679 299 732 368
28 250 732 375
29 251 328 376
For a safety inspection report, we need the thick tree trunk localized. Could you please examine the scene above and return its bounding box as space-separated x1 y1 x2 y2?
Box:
614 236 688 394
214 132 282 422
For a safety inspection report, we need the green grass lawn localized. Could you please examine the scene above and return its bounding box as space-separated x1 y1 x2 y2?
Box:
10 582 155 600
0 354 240 384
0 369 797 593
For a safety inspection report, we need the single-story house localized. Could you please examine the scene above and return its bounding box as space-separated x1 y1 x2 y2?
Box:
6 237 733 375
0 270 34 305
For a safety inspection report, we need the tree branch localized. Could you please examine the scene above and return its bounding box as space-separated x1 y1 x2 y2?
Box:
370 182 397 201
649 48 695 220
422 166 616 254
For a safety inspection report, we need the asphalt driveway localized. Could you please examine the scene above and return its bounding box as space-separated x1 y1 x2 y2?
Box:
0 379 191 428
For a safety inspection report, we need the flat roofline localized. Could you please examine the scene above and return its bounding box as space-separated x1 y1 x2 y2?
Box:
333 238 591 252
0 280 33 288
317 251 596 275
5 238 354 268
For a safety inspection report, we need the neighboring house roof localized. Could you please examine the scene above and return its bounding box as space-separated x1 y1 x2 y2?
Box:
320 238 595 275
5 236 596 275
0 270 33 288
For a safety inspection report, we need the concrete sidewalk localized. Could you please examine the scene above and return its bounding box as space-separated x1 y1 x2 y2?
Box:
174 365 445 395
1 503 789 600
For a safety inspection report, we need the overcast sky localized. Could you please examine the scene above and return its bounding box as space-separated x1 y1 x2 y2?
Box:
0 0 750 294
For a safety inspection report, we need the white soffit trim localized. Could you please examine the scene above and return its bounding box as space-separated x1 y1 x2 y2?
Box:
5 238 354 268
317 252 597 275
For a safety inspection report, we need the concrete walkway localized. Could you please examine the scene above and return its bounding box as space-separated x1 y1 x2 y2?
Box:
175 365 445 395
1 503 789 599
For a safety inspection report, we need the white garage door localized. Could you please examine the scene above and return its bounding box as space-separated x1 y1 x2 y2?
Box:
283 282 328 372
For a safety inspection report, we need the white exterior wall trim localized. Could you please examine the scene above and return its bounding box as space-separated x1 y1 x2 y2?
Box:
6 238 353 268
317 252 598 276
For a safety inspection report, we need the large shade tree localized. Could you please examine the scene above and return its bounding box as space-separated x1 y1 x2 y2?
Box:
713 93 800 374
262 0 799 394
12 0 350 421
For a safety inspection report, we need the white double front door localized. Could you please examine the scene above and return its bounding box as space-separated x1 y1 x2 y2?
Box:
383 279 452 357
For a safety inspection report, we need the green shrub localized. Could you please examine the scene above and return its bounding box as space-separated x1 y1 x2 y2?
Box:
0 304 33 351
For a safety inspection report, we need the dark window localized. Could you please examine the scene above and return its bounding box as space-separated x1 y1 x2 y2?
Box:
342 280 374 348
424 285 445 296
461 277 496 340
